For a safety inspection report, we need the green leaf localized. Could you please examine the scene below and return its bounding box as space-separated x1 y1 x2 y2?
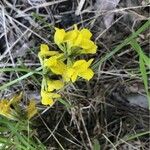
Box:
58 99 72 108
93 20 150 69
142 54 150 68
130 39 150 68
139 57 148 91
115 131 150 147
93 139 101 150
130 39 150 109
0 67 42 91
139 56 150 109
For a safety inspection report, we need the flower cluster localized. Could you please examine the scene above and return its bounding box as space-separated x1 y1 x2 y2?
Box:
0 92 37 120
39 25 97 106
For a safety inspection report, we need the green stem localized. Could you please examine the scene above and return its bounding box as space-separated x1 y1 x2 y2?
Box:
0 67 42 91
0 67 42 75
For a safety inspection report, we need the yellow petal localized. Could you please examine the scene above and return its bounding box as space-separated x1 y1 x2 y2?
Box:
73 59 93 68
62 68 71 82
51 67 65 75
39 51 59 58
80 39 95 49
67 59 94 82
27 100 37 120
41 44 49 52
39 44 58 58
87 59 94 67
79 68 94 81
41 90 53 105
73 60 89 72
44 56 57 67
54 28 66 45
64 27 80 49
73 28 92 47
66 68 78 82
80 29 92 39
66 68 74 77
71 72 78 82
50 61 67 75
44 54 64 67
74 34 82 46
47 80 64 92
81 42 97 54
41 96 54 106
0 99 14 119
73 60 86 67
44 56 67 75
41 90 60 106
64 30 79 41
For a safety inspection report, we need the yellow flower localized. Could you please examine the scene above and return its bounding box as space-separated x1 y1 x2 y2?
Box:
54 25 97 54
47 80 64 92
64 26 79 48
80 39 97 54
66 59 94 82
38 44 58 58
80 29 92 38
64 30 79 42
0 99 14 119
54 28 66 45
26 100 37 120
0 92 23 119
74 29 97 54
44 55 67 75
54 25 79 46
41 90 61 106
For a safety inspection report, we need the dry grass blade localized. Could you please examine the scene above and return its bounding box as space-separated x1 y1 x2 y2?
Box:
23 0 67 13
0 0 149 149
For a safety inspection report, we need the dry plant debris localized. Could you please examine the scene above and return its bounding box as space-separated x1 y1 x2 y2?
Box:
0 0 150 149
